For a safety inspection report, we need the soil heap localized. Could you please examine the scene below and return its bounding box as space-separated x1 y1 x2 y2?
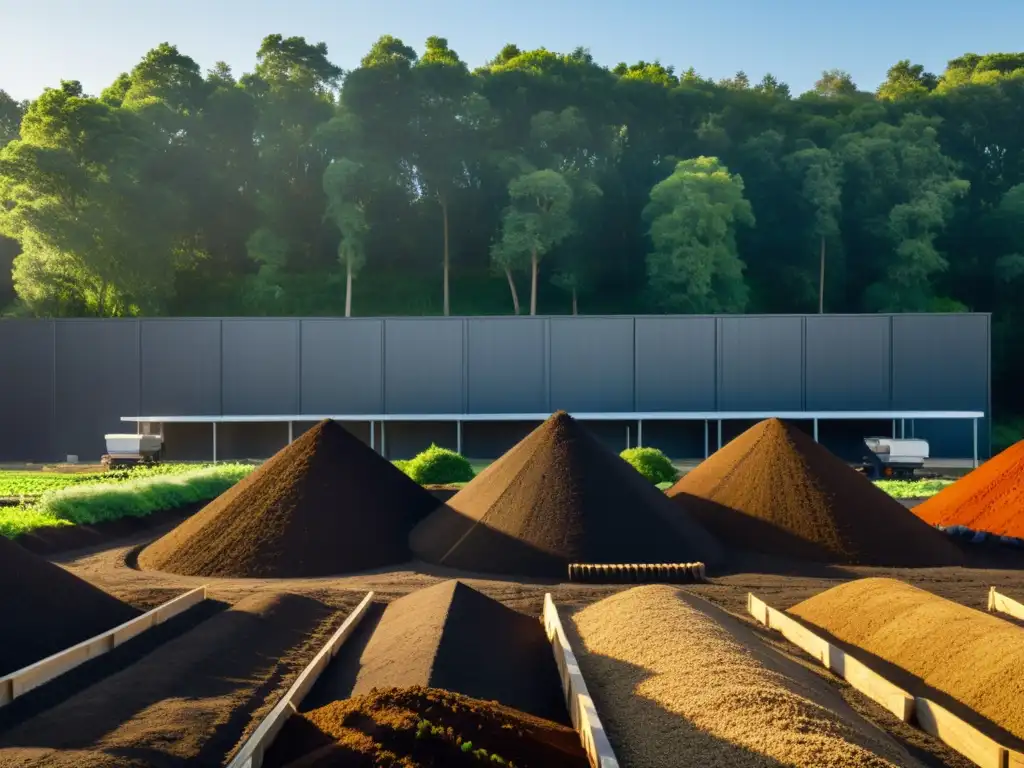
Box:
791 577 1024 746
138 419 439 577
666 418 963 566
409 411 723 577
571 585 921 768
913 439 1024 538
0 536 139 677
319 580 566 724
264 687 589 768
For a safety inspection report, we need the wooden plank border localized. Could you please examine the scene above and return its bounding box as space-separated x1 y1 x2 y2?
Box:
543 593 620 768
228 591 375 768
749 592 1024 768
989 587 1024 622
0 585 207 706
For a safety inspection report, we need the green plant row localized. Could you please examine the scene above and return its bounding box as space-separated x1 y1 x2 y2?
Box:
0 462 225 497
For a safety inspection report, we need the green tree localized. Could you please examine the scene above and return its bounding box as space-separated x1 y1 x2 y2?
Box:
877 60 938 101
642 156 754 312
0 90 25 148
323 158 370 317
491 169 574 315
812 69 858 98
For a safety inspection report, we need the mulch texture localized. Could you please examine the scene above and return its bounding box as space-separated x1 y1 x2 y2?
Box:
667 418 963 566
0 592 342 768
265 686 589 768
138 420 439 577
913 440 1024 538
790 577 1024 747
0 537 139 677
409 411 723 577
306 580 567 726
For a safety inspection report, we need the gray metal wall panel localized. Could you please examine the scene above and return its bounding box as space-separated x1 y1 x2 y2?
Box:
300 320 383 414
719 317 803 410
140 320 221 415
385 319 464 414
54 320 140 460
221 319 299 415
892 315 989 410
635 317 716 411
0 320 54 461
549 318 634 411
467 318 546 413
805 316 891 410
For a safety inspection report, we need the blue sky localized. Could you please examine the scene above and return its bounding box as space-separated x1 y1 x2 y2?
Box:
3 0 1023 101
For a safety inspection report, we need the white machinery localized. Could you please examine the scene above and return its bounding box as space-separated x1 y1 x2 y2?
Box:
861 437 929 479
103 433 163 469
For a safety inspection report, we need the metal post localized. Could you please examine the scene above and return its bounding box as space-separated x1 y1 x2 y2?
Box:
626 426 630 450
212 422 218 464
717 420 723 450
813 418 819 442
892 419 897 438
288 421 293 443
381 421 387 459
457 420 463 455
370 420 375 450
973 418 979 468
704 420 709 459
638 419 643 448
901 418 905 439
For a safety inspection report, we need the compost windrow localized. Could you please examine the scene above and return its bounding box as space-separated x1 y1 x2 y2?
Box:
0 592 342 768
138 419 439 577
913 439 1024 538
265 687 589 768
302 579 567 725
409 411 723 577
666 418 963 566
0 536 139 677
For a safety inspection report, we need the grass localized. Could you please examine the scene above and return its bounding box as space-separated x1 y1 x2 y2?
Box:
0 505 73 539
0 463 223 498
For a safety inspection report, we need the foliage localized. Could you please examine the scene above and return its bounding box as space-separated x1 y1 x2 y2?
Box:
873 479 954 499
620 447 679 484
0 462 227 497
0 505 73 539
402 444 475 485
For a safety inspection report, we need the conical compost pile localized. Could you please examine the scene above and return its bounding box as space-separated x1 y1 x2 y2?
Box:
139 419 439 577
666 418 963 566
334 580 567 724
409 411 723 577
0 536 139 676
913 439 1024 538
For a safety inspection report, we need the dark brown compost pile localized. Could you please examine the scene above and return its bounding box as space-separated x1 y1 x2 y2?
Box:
0 536 139 676
667 418 963 566
409 411 723 577
138 420 439 577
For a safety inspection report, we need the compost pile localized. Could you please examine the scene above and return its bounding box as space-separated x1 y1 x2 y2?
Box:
409 411 723 577
791 577 1024 744
138 419 439 577
913 439 1024 538
667 418 963 566
265 687 589 768
570 585 919 768
0 536 139 676
312 580 566 724
0 592 340 767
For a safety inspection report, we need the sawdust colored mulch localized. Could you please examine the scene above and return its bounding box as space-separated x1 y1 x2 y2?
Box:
138 420 439 578
0 536 139 677
668 418 963 566
263 686 589 768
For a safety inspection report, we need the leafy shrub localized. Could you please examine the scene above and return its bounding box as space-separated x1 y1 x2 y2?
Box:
0 505 73 539
403 444 474 485
620 447 678 484
392 459 411 475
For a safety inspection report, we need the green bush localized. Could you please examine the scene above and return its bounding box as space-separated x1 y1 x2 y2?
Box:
392 459 411 475
620 447 679 484
403 444 474 485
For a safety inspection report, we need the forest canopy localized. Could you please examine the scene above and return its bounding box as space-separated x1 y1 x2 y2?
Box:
1 39 1023 413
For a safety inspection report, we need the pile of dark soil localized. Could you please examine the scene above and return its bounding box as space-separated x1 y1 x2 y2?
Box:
913 440 1024 538
409 411 723 577
0 537 139 676
0 592 341 767
667 419 963 566
306 580 567 725
138 420 439 577
265 686 589 768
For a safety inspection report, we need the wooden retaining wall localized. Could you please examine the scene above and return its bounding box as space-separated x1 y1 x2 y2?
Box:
989 587 1024 623
748 593 1024 768
228 591 375 768
542 593 620 768
0 585 207 706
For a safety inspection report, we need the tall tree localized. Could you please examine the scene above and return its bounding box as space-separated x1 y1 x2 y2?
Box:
322 158 370 317
812 69 858 98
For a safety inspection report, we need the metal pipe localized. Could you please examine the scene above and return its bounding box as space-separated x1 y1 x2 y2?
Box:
717 420 723 450
212 422 217 464
704 420 709 458
638 419 643 448
813 418 819 442
381 421 387 459
973 418 979 468
370 420 375 450
457 420 463 454
288 421 293 443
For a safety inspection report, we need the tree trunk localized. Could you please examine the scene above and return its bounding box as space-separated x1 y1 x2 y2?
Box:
504 267 521 315
572 286 578 316
530 248 538 316
819 234 826 314
345 258 353 318
441 196 450 317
